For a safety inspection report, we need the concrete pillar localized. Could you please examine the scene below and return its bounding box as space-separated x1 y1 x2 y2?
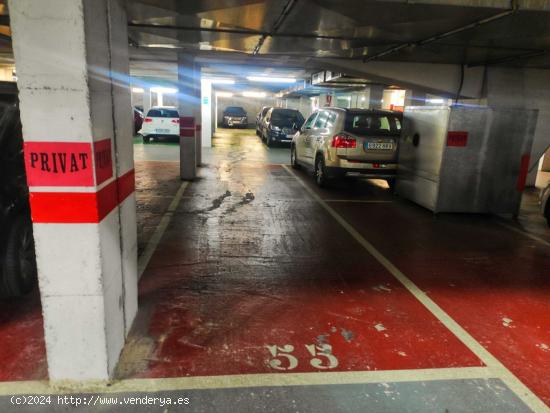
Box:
405 90 427 107
10 0 137 381
143 89 152 115
177 54 202 167
201 77 212 148
368 85 384 109
542 149 550 172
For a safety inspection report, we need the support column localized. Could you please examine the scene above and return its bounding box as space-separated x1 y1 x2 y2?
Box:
405 90 427 107
177 54 201 172
143 89 152 115
10 0 137 381
201 77 212 148
367 85 384 109
542 149 550 172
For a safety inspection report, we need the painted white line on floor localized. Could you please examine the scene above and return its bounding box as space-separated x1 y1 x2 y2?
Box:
496 220 550 249
282 165 549 413
325 199 393 203
0 367 494 396
137 180 189 279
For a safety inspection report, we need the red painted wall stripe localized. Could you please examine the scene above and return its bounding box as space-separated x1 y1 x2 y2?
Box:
117 169 135 204
517 154 530 192
29 169 135 224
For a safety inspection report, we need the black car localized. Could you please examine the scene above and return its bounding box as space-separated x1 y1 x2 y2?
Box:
222 106 248 128
0 82 38 297
260 108 305 147
255 106 272 136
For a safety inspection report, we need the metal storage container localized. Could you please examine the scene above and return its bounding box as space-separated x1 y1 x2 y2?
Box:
396 105 538 215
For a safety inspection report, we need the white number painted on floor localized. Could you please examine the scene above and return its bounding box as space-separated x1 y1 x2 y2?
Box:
266 345 298 371
305 344 339 369
266 344 339 370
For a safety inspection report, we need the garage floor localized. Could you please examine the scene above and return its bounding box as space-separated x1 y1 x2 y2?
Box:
0 128 549 412
117 128 550 411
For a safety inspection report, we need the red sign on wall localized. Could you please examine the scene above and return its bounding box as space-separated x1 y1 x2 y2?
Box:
24 141 94 186
24 139 113 187
447 131 468 147
94 138 113 185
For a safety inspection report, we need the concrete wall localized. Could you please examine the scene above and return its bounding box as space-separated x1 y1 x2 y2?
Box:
284 97 312 118
485 67 550 185
216 95 276 127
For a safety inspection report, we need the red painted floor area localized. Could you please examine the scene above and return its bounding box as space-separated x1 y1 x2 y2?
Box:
0 290 46 381
310 177 550 406
120 161 482 379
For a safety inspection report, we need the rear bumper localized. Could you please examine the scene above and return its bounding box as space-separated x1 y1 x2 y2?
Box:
325 165 397 179
143 133 180 139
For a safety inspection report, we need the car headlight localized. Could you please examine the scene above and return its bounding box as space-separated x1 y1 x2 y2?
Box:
272 126 280 131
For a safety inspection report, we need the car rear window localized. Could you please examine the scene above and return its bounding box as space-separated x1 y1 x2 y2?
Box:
270 110 304 127
224 107 246 115
345 113 401 135
147 108 179 118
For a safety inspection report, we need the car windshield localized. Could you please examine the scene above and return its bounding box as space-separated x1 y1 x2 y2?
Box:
147 108 179 118
224 107 246 116
270 110 304 128
344 113 401 135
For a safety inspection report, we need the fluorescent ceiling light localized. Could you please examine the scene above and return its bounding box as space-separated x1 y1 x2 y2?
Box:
216 92 233 97
427 98 445 104
132 87 144 93
145 44 178 49
203 78 235 85
247 76 296 83
150 87 178 94
242 91 266 98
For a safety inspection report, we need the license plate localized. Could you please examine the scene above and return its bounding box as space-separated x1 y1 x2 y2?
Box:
286 134 294 139
156 128 170 133
366 142 393 150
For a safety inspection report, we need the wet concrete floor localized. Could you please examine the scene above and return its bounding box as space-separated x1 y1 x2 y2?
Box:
118 128 550 411
0 128 549 412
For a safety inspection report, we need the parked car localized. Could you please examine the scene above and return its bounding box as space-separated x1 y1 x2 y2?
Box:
133 106 144 136
256 106 272 136
291 108 402 188
139 106 180 143
0 84 38 297
541 183 550 226
222 106 248 128
260 108 305 147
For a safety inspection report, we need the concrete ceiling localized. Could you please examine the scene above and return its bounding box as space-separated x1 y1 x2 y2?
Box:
127 0 550 69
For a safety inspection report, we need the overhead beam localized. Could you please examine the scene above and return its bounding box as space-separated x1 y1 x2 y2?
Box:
127 22 393 44
363 0 519 63
252 0 297 55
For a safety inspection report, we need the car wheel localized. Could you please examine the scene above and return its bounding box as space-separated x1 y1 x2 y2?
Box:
545 203 550 227
266 134 274 147
315 155 328 188
143 135 151 144
291 145 300 169
1 214 37 297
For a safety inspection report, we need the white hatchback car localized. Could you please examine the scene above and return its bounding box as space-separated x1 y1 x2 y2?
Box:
541 183 550 226
139 106 180 143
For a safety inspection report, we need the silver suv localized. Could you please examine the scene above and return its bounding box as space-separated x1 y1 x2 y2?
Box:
291 108 402 187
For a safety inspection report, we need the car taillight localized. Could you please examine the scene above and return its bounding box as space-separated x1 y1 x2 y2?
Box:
331 134 356 148
171 119 180 124
144 117 153 123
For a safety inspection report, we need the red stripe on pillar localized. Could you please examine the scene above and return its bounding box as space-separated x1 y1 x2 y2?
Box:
29 169 135 224
30 192 100 223
517 154 530 192
180 129 195 137
96 179 118 221
117 169 135 203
